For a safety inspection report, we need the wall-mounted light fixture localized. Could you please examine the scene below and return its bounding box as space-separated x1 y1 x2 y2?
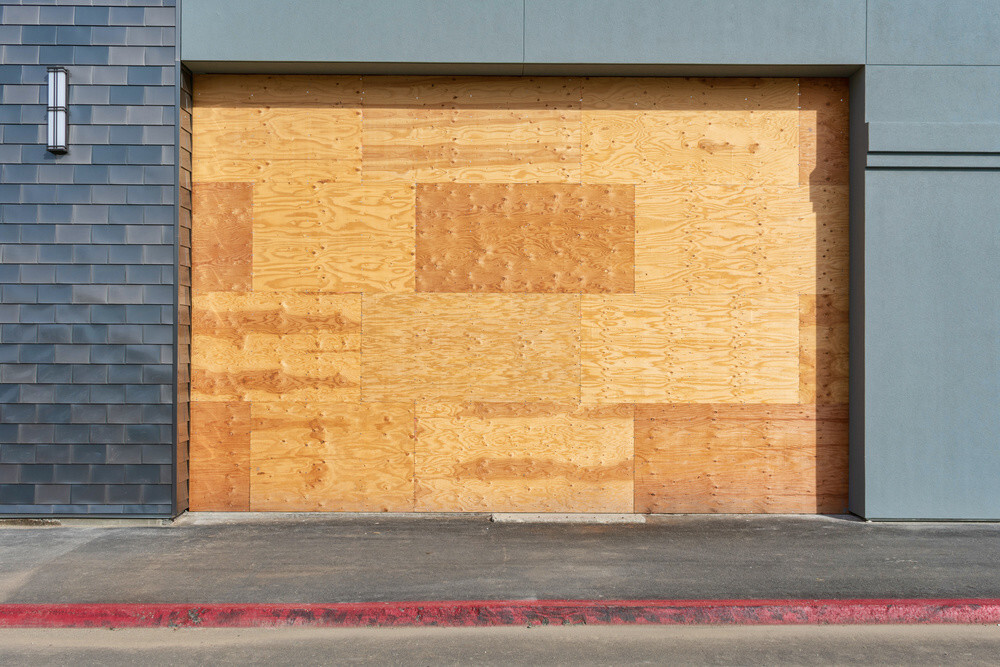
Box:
46 67 68 154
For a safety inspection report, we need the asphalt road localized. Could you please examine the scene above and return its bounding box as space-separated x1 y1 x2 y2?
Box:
1 625 999 665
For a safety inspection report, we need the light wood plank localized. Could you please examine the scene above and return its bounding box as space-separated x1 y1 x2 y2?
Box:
363 293 581 403
583 77 800 111
363 76 582 110
195 74 363 108
252 182 415 293
635 404 848 513
415 402 633 513
250 401 414 512
581 294 799 403
191 292 361 402
362 108 580 183
189 401 250 511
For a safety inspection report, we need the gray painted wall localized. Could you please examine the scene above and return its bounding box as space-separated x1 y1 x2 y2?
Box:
0 0 178 516
4 0 1000 518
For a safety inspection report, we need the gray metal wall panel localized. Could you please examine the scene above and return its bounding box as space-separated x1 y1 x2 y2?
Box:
180 0 523 65
523 0 866 65
0 0 178 517
863 169 1000 519
868 0 1000 65
866 66 1000 124
868 122 1000 153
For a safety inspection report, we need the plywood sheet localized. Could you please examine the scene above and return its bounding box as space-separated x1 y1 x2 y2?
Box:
363 294 581 402
800 294 849 405
582 108 798 185
583 77 800 112
362 108 580 183
799 78 849 186
195 74 363 108
189 401 250 511
415 402 633 513
415 183 634 293
252 182 415 293
581 294 799 403
191 292 361 402
634 404 848 513
192 158 360 186
250 401 414 512
191 182 252 292
363 76 582 110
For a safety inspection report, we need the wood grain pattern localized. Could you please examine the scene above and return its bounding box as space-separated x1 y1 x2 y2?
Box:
191 292 361 402
189 75 851 514
583 77 800 111
582 108 799 185
363 293 581 403
191 182 252 292
363 108 581 183
800 294 849 405
252 182 415 293
799 78 849 186
415 183 634 293
189 401 250 511
634 404 848 513
636 183 835 294
581 294 799 403
250 401 414 512
415 402 633 513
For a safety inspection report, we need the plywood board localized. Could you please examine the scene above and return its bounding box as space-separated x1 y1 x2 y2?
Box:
415 402 633 513
362 108 581 183
800 294 849 405
583 77 800 112
581 294 799 403
634 404 848 513
415 183 634 293
799 78 849 186
363 293 581 402
250 401 414 512
363 76 582 110
252 182 415 293
189 401 250 511
191 182 252 292
582 109 798 185
192 158 360 186
191 292 361 402
195 74 364 108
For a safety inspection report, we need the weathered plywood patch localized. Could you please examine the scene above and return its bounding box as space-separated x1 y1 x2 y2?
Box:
415 183 634 293
189 401 250 511
581 294 799 403
363 293 581 403
415 402 633 513
800 294 849 405
634 404 849 513
191 292 361 402
250 401 414 512
191 182 252 292
799 78 849 186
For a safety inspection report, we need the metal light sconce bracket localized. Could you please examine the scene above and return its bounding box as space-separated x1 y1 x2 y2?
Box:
46 67 68 154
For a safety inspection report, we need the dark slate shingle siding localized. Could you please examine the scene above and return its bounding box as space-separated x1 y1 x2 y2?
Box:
0 0 177 516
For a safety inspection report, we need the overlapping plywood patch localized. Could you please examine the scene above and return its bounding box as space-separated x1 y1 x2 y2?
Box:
415 402 633 513
189 401 250 511
191 292 361 402
250 401 414 512
415 183 634 293
363 293 581 403
191 182 252 292
635 404 849 513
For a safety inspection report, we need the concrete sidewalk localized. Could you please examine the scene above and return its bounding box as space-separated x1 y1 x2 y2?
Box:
0 514 998 604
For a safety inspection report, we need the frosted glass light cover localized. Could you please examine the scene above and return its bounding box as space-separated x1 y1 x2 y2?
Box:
46 68 68 153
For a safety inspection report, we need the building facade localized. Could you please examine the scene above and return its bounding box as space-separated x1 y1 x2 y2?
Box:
1 0 999 519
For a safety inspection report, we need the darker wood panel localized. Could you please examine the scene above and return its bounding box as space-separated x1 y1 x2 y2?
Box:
415 183 634 293
189 401 251 511
635 404 848 514
191 182 253 292
799 78 849 186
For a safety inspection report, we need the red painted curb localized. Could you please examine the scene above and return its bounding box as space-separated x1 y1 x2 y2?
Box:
0 599 999 628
